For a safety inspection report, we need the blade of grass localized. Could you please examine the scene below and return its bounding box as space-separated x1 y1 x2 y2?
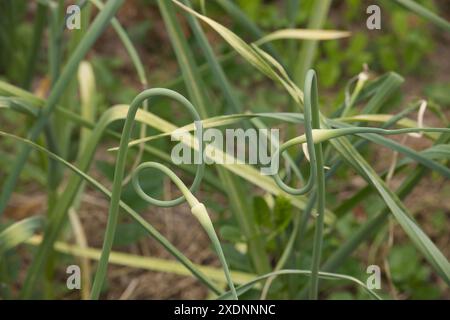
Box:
89 88 208 299
393 0 450 32
88 0 149 186
78 61 96 152
22 2 47 89
19 96 205 296
305 70 326 300
170 5 450 283
132 162 237 299
0 89 314 215
26 235 254 286
0 0 124 216
326 132 450 285
0 130 223 296
0 87 222 190
160 0 271 274
255 29 350 45
298 127 450 298
172 0 304 105
218 269 381 300
0 217 43 255
214 0 283 64
293 0 331 85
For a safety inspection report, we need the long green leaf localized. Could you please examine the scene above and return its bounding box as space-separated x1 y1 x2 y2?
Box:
218 269 381 300
0 217 43 254
394 0 450 32
160 0 272 274
0 0 125 216
0 130 222 296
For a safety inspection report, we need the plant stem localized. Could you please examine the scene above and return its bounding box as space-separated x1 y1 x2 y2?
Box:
305 71 326 299
294 0 331 85
0 0 125 217
159 0 271 274
90 88 206 299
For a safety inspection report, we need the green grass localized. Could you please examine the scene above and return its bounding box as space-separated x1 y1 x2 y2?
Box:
0 0 449 300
